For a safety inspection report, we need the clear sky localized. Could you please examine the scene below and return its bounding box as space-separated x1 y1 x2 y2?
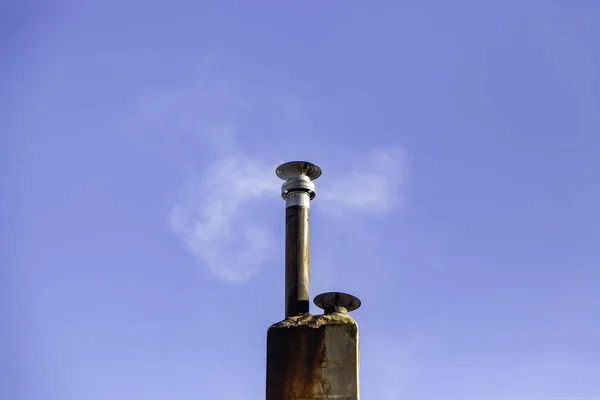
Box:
2 1 599 399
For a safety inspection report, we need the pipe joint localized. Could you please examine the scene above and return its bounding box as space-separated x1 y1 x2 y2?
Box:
285 191 311 208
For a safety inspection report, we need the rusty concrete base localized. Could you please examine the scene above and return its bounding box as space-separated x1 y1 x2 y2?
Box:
266 313 360 400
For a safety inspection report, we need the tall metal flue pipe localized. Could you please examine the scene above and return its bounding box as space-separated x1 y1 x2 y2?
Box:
276 161 322 318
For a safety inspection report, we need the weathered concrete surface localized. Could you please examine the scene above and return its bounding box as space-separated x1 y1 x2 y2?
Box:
266 313 360 400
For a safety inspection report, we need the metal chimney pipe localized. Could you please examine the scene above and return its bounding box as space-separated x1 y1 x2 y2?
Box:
276 161 322 319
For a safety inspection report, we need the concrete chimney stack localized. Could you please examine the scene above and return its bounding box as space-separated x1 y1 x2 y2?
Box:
266 161 361 400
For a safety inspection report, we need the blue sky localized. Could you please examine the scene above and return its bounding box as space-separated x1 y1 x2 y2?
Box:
2 1 599 399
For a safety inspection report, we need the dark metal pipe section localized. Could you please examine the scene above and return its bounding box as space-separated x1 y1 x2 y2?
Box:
285 204 310 317
276 161 322 319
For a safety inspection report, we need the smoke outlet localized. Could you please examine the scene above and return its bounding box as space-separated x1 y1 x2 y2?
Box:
314 292 361 315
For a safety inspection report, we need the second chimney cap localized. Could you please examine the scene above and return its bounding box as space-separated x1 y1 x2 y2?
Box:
276 161 322 181
314 292 361 313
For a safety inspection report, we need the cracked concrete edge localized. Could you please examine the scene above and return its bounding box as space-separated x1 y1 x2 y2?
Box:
269 313 358 329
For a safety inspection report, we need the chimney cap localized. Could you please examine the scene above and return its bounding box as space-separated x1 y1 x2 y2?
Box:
276 161 322 181
314 292 361 314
